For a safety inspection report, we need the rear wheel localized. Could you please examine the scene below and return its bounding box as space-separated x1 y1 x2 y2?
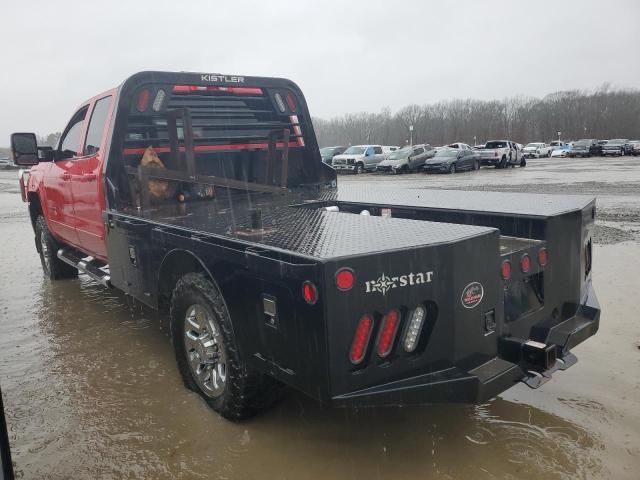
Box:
355 163 364 175
35 216 77 280
170 273 283 420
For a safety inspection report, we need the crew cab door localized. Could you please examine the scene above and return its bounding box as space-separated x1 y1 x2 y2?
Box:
71 94 114 260
43 106 89 248
372 146 384 166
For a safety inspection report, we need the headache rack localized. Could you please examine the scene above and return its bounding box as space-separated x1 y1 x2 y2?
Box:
124 86 305 207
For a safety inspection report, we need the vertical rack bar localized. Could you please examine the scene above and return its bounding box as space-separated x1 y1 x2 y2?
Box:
280 128 290 188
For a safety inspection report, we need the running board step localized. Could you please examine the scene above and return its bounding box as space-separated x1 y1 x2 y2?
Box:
57 249 112 288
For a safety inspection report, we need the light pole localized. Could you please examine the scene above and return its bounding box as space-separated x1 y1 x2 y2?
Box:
473 135 477 146
557 131 561 142
409 125 414 146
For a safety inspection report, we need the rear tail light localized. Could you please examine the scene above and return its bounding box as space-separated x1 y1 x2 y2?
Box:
537 248 548 267
520 254 531 273
403 306 426 353
302 281 318 305
136 89 150 112
376 309 400 358
501 260 512 280
335 268 355 291
350 314 374 365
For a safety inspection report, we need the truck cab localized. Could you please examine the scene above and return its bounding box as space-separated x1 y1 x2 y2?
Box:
10 71 600 420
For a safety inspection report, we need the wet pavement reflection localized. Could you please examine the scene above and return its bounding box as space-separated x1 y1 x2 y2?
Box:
1 161 639 479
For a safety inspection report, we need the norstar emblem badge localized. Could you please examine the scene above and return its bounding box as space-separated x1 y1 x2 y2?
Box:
365 271 434 295
461 282 484 309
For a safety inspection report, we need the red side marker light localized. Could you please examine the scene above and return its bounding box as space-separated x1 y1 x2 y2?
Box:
136 89 150 112
537 248 548 267
501 260 512 280
520 254 531 273
285 92 297 112
377 309 400 358
350 314 373 365
302 281 318 305
335 268 355 291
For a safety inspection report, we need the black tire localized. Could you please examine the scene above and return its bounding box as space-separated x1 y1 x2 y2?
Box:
496 156 507 169
355 163 364 175
449 163 456 174
35 216 77 280
520 157 527 167
170 273 283 420
547 151 551 158
474 160 480 171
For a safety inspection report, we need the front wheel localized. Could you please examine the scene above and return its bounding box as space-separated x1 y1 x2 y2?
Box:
170 273 283 420
520 157 527 167
35 216 77 280
547 151 552 158
474 160 480 171
449 163 456 174
355 163 364 175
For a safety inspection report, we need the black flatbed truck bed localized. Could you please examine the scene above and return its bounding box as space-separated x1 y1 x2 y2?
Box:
15 71 599 419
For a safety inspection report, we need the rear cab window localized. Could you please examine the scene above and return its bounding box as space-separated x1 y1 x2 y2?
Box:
84 96 113 155
373 147 382 154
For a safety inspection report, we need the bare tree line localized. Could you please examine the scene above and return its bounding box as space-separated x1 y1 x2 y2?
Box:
312 84 640 147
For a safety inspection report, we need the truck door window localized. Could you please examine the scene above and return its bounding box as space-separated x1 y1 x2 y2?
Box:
373 147 382 154
84 96 112 155
59 106 88 159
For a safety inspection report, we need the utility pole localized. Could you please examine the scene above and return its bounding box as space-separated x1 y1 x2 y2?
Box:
409 125 414 146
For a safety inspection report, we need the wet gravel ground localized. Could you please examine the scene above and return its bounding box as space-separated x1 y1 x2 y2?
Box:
0 158 639 479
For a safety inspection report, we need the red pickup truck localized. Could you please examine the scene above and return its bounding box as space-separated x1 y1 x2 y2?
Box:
10 71 600 420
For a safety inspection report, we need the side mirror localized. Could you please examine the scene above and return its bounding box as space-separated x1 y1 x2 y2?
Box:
10 132 39 166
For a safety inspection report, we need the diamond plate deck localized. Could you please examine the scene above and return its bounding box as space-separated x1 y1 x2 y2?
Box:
127 195 495 260
332 186 595 217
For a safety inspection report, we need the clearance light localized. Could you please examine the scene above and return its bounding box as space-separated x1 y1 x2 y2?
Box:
136 89 150 112
152 89 166 112
377 309 400 358
520 254 531 273
350 314 373 365
274 92 287 112
171 85 263 95
335 268 355 291
302 281 318 305
285 92 297 112
537 248 548 267
403 306 426 353
501 260 512 280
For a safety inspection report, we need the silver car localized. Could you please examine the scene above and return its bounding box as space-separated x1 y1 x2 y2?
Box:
376 144 435 173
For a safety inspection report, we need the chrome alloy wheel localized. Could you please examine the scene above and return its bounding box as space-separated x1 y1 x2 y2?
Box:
184 304 227 398
40 232 51 272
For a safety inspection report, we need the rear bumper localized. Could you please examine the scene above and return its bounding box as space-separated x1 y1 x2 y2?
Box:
332 284 600 406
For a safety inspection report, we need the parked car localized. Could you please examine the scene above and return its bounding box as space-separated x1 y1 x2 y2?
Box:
445 142 472 150
551 144 572 158
423 148 481 174
522 142 552 158
320 146 347 165
630 140 640 156
376 144 435 173
478 140 524 168
0 156 19 169
332 145 385 174
567 139 600 158
549 141 567 151
602 139 633 156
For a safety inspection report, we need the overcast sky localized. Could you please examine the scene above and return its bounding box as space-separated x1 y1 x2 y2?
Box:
1 0 639 143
